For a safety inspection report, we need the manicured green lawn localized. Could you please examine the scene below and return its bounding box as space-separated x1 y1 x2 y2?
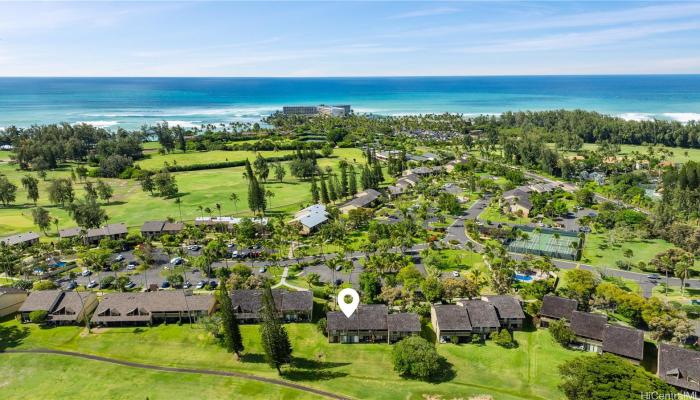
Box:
581 233 700 273
0 353 315 400
1 318 578 400
0 148 365 237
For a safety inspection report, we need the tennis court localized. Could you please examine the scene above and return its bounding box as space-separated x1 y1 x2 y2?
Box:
507 227 582 260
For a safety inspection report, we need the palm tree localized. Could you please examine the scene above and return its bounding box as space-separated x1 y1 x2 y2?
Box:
229 193 239 213
53 218 60 237
265 190 274 209
215 203 222 218
675 262 691 295
174 198 183 222
197 205 203 218
204 207 212 218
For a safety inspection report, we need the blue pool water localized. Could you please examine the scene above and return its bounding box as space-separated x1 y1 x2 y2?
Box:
514 274 534 282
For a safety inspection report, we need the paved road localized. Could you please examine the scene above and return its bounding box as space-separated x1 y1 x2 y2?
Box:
1 349 349 400
447 203 700 298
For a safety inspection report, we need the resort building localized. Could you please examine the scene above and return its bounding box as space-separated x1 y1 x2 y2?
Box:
0 287 28 318
457 300 501 337
338 189 381 214
481 295 526 330
431 304 472 343
602 325 644 364
539 295 578 327
570 311 607 352
141 221 167 239
194 217 267 230
432 296 526 343
444 157 469 173
91 292 215 326
326 304 420 344
230 289 313 323
292 204 329 235
0 232 40 247
85 223 128 244
19 290 98 325
375 150 403 162
282 105 351 116
657 343 700 394
59 227 83 240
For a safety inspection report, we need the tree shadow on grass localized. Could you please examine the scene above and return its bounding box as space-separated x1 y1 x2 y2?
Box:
0 323 29 350
240 353 266 363
283 357 350 382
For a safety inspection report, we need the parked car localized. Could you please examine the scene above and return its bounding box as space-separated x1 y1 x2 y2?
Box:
231 250 239 258
335 265 342 271
334 279 343 286
195 280 206 289
187 245 200 251
258 267 266 273
124 281 136 290
209 280 218 289
87 280 98 289
170 257 184 265
183 281 192 289
452 271 460 277
647 274 660 280
126 262 137 270
81 270 92 277
160 281 170 289
66 281 77 290
115 254 125 262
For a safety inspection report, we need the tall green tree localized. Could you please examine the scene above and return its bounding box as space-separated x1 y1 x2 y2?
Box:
319 176 329 204
0 176 18 207
310 177 320 203
95 180 113 204
21 175 39 205
348 165 358 196
259 286 292 374
218 282 244 357
32 207 51 233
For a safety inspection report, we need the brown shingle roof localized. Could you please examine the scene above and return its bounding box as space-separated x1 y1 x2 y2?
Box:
163 222 184 232
91 292 214 323
18 290 63 312
658 343 700 392
603 325 644 361
230 289 312 320
0 286 26 295
50 292 95 322
483 295 525 320
387 313 421 333
327 304 389 331
570 311 607 341
141 221 165 233
459 300 501 329
59 227 82 238
540 295 578 320
432 304 472 331
0 232 40 246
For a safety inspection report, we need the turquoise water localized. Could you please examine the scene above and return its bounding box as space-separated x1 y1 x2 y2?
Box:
1 76 700 129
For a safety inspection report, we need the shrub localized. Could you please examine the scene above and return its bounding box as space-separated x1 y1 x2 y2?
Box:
316 317 327 336
492 329 515 348
32 280 57 291
392 336 443 380
29 310 48 323
549 319 576 346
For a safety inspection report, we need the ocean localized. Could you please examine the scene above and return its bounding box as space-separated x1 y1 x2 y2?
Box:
1 76 700 129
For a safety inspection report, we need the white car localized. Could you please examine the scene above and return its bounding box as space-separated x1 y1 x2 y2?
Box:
452 271 460 277
170 257 184 265
81 270 92 277
87 280 98 289
115 254 125 262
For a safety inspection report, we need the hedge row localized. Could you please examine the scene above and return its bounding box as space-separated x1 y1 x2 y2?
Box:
151 152 322 173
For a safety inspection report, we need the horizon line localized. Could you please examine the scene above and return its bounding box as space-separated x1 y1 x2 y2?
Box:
2 73 700 79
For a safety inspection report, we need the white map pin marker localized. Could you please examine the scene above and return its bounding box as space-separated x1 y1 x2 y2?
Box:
337 288 359 318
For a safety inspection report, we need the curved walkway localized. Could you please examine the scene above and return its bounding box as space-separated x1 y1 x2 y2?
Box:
1 349 350 400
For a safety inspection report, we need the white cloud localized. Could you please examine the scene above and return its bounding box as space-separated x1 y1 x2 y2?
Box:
455 22 700 54
388 6 460 20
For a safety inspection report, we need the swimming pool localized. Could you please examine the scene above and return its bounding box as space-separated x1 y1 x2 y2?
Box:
514 273 533 282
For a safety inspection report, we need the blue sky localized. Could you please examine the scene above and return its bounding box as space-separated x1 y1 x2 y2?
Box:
1 1 700 76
